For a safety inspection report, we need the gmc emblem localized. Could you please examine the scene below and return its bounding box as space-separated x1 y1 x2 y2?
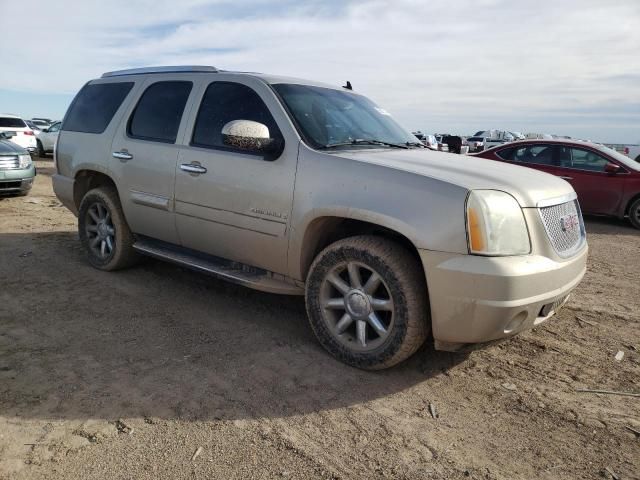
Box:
560 213 579 232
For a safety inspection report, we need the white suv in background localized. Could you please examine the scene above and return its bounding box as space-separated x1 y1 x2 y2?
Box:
0 114 37 153
36 121 61 156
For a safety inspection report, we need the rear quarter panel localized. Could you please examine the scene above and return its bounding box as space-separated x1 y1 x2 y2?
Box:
56 79 144 188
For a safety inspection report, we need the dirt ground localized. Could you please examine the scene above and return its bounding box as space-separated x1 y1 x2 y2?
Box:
0 158 638 480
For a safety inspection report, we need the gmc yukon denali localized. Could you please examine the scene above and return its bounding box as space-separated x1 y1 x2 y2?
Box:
53 66 588 369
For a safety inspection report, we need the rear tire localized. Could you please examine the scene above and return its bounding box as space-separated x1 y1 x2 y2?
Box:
305 235 429 370
78 186 139 270
629 198 640 230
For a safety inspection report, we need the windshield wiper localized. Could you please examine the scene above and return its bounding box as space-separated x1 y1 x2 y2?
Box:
321 139 409 149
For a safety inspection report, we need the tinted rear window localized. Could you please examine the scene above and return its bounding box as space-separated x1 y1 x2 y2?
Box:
0 117 27 128
127 81 192 143
63 82 134 134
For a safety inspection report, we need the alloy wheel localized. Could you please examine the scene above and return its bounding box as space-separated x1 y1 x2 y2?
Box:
319 261 394 352
85 202 115 259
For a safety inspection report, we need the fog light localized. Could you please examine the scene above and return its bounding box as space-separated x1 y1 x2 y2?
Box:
540 303 554 317
504 310 528 334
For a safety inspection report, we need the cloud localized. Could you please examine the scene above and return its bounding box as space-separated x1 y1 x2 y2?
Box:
1 0 639 141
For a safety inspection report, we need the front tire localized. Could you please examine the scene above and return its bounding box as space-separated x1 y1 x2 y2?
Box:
305 235 429 370
78 186 139 270
629 198 640 230
36 140 45 157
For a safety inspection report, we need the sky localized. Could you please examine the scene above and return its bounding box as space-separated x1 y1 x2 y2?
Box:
1 0 639 144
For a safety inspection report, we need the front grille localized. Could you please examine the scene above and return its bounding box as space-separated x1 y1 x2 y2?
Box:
0 155 19 169
539 199 585 257
0 181 23 189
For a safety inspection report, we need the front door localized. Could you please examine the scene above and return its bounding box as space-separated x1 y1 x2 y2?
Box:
174 77 299 274
551 145 627 215
110 76 195 244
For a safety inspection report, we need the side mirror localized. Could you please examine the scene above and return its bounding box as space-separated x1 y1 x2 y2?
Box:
0 131 16 139
604 162 621 174
221 120 282 157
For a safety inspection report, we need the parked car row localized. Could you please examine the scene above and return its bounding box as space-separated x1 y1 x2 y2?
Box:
0 130 36 196
0 114 38 153
0 114 60 157
412 131 442 151
414 130 526 154
0 114 58 197
466 136 486 153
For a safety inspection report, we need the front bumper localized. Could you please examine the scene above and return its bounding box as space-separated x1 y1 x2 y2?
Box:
420 245 588 350
0 165 36 194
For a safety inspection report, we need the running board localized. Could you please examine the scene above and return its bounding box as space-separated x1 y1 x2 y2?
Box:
133 237 304 295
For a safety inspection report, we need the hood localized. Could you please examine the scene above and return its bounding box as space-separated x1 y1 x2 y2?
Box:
333 148 574 208
0 139 27 155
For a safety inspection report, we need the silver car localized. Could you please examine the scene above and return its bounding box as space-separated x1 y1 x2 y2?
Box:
36 121 61 156
53 66 587 369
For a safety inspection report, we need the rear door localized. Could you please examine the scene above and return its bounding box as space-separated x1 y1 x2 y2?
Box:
174 76 299 274
110 76 197 244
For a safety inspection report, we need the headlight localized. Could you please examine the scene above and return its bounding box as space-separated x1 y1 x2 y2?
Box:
18 154 32 169
466 190 531 256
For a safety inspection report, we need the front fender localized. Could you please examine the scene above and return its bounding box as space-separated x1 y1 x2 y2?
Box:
287 146 470 280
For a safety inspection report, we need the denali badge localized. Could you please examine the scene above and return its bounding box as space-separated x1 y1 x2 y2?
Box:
250 207 287 219
560 213 579 232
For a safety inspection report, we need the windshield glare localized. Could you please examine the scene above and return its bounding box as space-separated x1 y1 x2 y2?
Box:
273 83 418 148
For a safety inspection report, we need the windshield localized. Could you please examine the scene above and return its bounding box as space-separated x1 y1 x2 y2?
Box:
273 84 418 149
597 144 640 171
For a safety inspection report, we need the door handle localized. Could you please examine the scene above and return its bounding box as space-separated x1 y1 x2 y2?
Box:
559 176 573 180
112 150 133 161
180 163 207 174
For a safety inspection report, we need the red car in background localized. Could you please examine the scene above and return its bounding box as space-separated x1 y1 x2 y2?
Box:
474 139 640 229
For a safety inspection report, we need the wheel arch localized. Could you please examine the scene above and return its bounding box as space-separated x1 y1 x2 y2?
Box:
624 191 640 217
297 215 424 283
73 169 119 211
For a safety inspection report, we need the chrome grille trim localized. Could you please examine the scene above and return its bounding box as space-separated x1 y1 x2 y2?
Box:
536 191 577 208
538 199 586 258
0 155 19 169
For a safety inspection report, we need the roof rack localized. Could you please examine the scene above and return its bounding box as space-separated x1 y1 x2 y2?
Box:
101 65 218 78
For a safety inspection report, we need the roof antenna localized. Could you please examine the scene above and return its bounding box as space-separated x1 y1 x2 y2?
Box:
343 81 352 90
